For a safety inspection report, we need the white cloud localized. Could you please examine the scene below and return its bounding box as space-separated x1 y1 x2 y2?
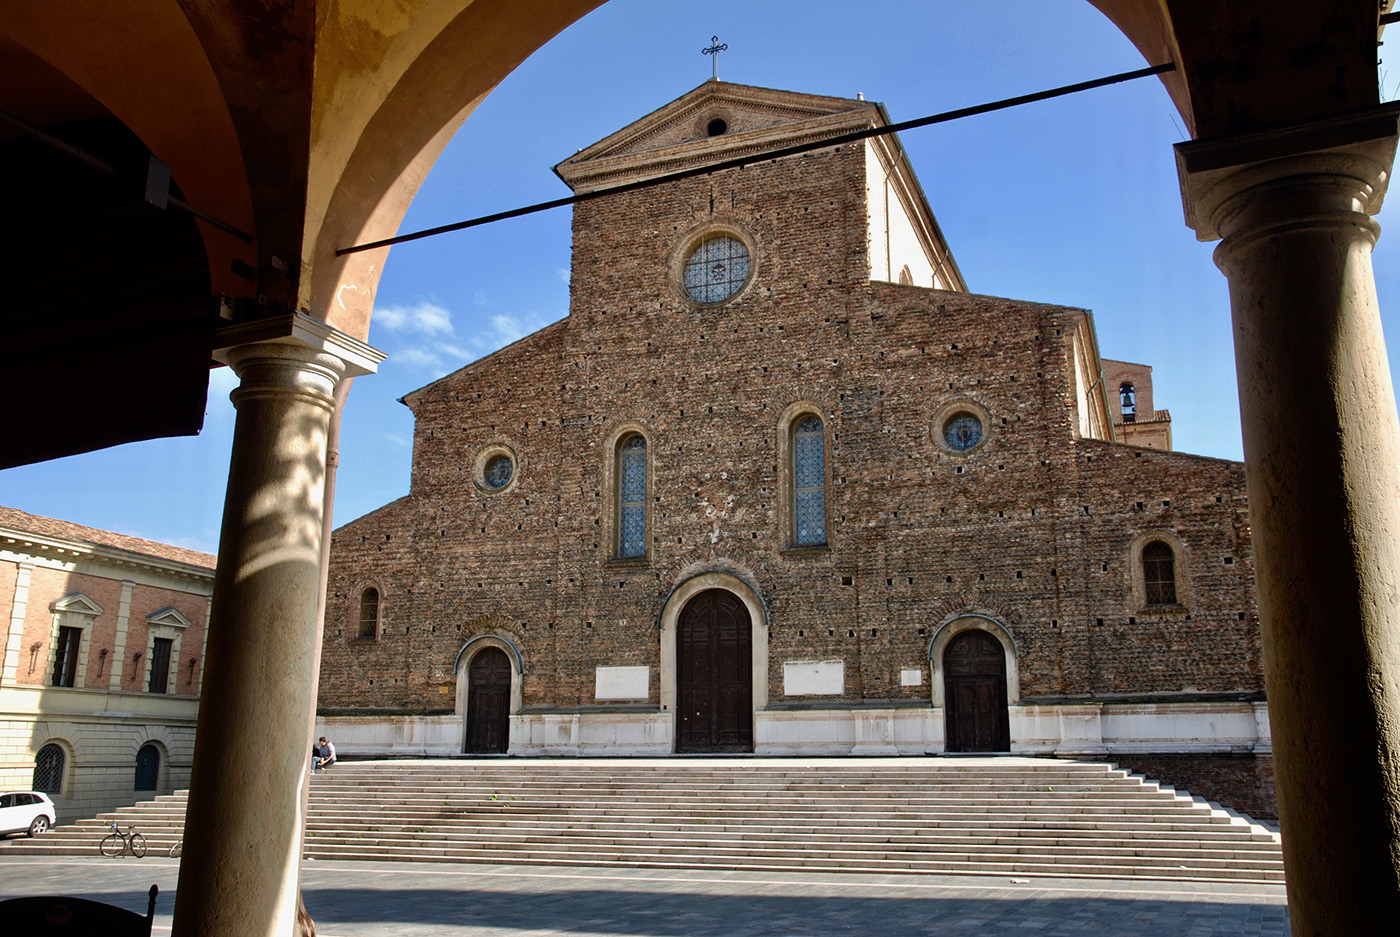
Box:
373 300 454 336
556 268 570 284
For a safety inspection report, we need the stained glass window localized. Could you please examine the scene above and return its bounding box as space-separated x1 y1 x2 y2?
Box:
33 744 64 795
794 415 826 546
484 454 513 490
1143 541 1177 605
683 235 750 304
618 435 647 558
944 413 983 451
135 744 160 791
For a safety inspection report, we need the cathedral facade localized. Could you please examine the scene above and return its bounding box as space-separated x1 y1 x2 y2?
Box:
317 83 1270 814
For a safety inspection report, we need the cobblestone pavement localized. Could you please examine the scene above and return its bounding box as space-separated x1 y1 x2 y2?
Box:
0 855 1289 936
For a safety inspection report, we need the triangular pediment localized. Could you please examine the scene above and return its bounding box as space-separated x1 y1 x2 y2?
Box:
555 81 883 193
146 606 191 629
50 592 102 616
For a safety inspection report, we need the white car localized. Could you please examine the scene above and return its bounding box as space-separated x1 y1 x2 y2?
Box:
0 791 56 837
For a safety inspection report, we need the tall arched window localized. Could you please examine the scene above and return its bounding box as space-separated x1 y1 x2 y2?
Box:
1120 382 1137 422
1143 541 1177 604
617 434 648 558
793 415 826 546
358 586 380 639
33 744 64 795
134 744 160 792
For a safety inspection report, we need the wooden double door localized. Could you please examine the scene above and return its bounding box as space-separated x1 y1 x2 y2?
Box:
465 646 511 754
944 629 1011 752
676 589 753 752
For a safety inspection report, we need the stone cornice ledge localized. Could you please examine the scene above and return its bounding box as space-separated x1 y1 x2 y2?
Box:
212 312 386 377
1175 103 1400 241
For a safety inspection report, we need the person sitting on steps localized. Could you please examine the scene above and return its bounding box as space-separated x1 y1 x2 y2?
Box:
313 736 336 772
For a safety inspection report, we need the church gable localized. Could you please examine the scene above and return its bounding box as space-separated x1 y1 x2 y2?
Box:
555 82 881 192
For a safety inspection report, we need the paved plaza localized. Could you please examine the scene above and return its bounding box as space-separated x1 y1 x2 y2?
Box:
0 854 1288 936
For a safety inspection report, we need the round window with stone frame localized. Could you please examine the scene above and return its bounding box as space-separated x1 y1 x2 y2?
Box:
682 233 751 305
473 444 519 495
931 399 992 456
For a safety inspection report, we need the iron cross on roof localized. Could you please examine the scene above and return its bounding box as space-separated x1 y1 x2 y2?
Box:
702 35 728 81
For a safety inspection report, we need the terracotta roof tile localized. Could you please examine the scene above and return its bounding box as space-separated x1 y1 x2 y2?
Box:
0 506 216 571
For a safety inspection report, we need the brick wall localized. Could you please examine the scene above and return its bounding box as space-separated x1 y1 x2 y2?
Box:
1115 753 1277 821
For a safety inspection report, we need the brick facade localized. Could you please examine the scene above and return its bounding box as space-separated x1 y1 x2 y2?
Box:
318 83 1268 815
0 507 214 822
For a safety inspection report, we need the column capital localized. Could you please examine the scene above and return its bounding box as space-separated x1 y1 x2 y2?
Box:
1176 104 1400 242
212 311 385 378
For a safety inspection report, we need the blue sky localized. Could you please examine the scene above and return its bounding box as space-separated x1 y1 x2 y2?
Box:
4 0 1399 554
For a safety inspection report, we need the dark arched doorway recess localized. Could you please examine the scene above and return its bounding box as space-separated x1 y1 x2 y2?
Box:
944 630 1010 752
465 647 511 754
676 589 753 753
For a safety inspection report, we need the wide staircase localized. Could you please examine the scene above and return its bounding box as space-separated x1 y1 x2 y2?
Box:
0 757 1283 882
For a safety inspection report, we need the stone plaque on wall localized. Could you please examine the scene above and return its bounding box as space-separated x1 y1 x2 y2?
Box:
900 669 924 686
783 660 844 696
595 666 650 700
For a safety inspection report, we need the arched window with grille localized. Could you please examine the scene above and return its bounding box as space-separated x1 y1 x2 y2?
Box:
134 744 160 792
358 586 380 639
616 434 648 558
792 415 826 546
33 743 65 795
1143 541 1177 604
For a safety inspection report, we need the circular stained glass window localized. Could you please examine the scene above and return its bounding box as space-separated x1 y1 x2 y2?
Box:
483 454 514 489
944 413 983 451
683 235 750 304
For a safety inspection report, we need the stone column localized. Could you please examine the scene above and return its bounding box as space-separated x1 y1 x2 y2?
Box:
1176 105 1400 934
171 315 381 937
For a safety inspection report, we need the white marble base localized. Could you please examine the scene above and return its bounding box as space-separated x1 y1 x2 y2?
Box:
318 700 1271 758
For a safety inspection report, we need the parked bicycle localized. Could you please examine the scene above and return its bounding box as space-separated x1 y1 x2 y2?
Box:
99 821 146 858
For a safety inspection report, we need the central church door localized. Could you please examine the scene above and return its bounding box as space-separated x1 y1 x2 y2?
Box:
465 646 511 754
944 629 1011 752
677 589 753 752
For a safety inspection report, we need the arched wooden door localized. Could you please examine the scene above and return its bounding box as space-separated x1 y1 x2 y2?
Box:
944 630 1011 752
465 646 511 754
677 589 753 752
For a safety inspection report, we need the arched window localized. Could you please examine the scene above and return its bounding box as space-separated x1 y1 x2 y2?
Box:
357 586 380 639
1120 382 1137 422
617 434 648 558
33 744 64 795
1143 541 1177 604
792 415 826 546
134 744 160 792
897 264 913 285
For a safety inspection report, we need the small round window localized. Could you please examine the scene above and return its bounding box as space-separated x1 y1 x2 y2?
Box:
943 413 983 451
683 235 750 304
483 454 514 490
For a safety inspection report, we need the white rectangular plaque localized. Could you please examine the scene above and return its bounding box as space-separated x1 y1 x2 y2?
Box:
900 668 924 687
595 665 649 700
783 659 844 696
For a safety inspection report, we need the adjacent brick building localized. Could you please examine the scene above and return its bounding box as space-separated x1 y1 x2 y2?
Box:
0 507 214 822
318 83 1271 816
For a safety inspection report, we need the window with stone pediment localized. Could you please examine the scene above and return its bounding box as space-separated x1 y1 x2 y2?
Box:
617 434 648 558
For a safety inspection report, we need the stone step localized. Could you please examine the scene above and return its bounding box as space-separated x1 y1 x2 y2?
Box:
0 758 1282 883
